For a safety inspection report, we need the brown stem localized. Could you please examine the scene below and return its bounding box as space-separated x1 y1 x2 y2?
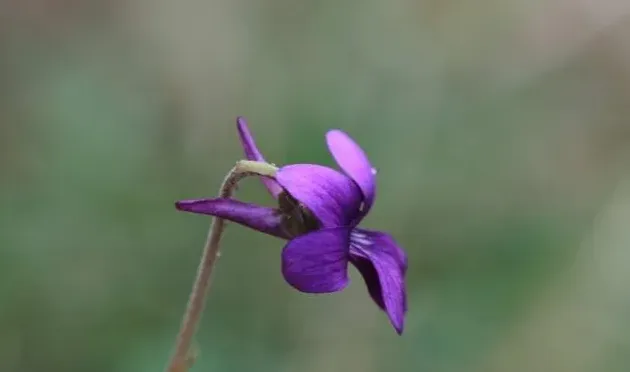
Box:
165 160 278 372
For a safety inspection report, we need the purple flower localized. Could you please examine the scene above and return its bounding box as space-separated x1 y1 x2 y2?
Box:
176 118 408 334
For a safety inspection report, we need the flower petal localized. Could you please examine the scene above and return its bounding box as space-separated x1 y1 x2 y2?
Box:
326 130 376 214
275 164 363 228
175 198 288 239
349 228 407 334
236 117 283 198
281 227 351 293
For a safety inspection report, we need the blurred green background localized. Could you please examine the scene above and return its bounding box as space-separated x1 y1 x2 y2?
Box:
2 1 630 371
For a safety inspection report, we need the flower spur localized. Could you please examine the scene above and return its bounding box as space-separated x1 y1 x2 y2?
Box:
176 118 408 333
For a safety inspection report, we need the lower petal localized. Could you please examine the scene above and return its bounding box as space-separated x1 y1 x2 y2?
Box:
282 227 351 293
175 198 288 239
349 228 407 334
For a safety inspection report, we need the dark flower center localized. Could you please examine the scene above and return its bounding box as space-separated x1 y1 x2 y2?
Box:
277 191 320 238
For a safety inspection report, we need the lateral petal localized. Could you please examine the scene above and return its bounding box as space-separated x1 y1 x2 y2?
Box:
281 227 351 293
275 164 363 228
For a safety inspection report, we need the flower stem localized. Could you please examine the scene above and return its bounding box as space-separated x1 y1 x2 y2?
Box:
165 160 278 372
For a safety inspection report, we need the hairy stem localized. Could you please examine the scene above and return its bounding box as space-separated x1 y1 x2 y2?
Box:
165 160 278 372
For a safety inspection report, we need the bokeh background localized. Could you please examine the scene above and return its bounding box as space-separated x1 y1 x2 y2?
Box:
2 1 630 371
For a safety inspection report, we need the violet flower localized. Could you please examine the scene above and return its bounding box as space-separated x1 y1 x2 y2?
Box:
176 118 408 333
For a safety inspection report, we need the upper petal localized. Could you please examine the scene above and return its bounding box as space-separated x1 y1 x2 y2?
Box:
281 227 351 293
326 130 376 214
175 198 288 239
236 117 283 198
275 164 363 228
349 228 407 334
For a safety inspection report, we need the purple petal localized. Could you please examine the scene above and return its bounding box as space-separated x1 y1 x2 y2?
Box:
236 117 283 198
326 130 376 214
275 164 363 228
281 227 351 293
175 198 288 239
349 228 407 334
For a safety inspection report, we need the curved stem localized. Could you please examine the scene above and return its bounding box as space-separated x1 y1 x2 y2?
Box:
165 160 278 372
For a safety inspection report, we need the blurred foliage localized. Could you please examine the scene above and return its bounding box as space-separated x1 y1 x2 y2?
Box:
2 1 630 371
